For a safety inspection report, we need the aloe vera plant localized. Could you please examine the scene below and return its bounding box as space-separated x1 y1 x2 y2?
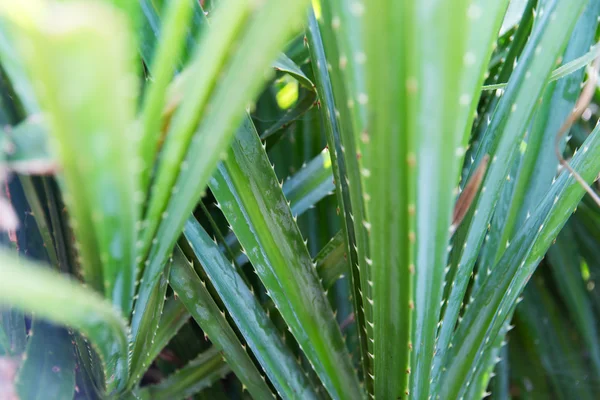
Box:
2 0 600 399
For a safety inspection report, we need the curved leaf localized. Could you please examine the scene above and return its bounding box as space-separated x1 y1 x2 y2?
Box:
1 116 54 175
15 319 76 400
0 0 140 321
260 53 317 144
0 249 129 394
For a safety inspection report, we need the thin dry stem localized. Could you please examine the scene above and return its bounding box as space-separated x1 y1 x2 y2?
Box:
554 47 600 207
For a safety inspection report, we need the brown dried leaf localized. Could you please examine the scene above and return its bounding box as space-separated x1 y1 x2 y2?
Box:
452 154 490 232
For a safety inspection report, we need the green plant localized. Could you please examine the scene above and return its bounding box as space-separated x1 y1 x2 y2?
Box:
1 0 600 399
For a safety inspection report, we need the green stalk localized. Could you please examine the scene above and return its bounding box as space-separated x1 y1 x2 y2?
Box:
309 3 374 385
362 0 491 397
